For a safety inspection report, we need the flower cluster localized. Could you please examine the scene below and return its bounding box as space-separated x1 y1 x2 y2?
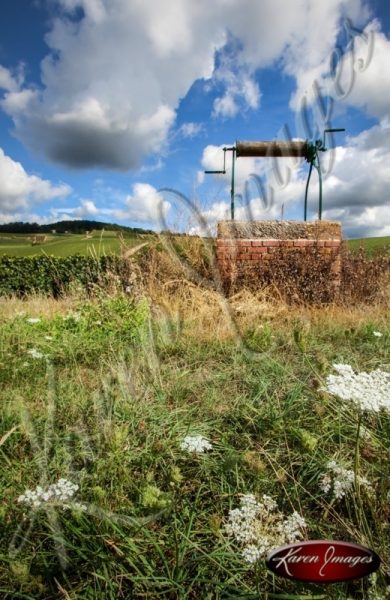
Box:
27 348 46 360
17 479 86 511
180 435 213 453
64 312 81 322
26 318 41 324
320 460 372 500
323 364 390 412
225 494 306 564
372 331 383 338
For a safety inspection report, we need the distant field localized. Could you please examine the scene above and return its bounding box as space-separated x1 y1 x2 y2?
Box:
346 235 390 256
1 230 389 258
0 230 154 257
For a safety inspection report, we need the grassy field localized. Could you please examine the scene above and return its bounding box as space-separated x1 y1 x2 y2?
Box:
347 236 390 257
0 231 389 258
0 230 154 258
0 267 389 599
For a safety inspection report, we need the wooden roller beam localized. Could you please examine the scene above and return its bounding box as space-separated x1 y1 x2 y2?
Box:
236 140 308 158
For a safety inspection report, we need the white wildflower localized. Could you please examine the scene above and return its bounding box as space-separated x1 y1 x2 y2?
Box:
64 312 81 322
323 364 390 413
261 495 277 512
242 544 264 564
45 335 53 341
17 478 84 511
359 425 372 441
180 435 213 453
26 318 40 324
225 494 306 564
373 331 383 338
27 348 45 359
320 461 372 500
280 511 308 543
95 320 102 326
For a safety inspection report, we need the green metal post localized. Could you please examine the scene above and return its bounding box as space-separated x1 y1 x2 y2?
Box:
230 147 236 220
317 154 322 220
304 161 313 221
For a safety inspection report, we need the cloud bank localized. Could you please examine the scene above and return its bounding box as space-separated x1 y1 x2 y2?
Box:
0 0 375 170
0 147 71 213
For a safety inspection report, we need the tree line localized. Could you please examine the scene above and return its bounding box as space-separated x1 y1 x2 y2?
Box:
0 220 156 235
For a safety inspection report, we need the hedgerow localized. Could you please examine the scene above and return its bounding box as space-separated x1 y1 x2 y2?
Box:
0 255 133 297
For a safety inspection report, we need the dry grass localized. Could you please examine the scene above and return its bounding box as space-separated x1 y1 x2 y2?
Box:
134 237 389 341
0 291 82 320
2 236 389 345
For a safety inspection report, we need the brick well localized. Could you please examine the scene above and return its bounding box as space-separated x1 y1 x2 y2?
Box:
217 220 342 299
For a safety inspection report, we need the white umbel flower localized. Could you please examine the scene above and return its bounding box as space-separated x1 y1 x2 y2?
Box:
17 478 85 511
225 494 306 564
323 364 390 412
320 460 372 500
373 331 383 337
242 544 264 564
180 435 213 453
27 348 46 359
26 318 41 324
64 312 81 322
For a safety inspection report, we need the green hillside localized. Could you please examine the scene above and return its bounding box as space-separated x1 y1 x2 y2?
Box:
0 230 152 258
346 235 390 256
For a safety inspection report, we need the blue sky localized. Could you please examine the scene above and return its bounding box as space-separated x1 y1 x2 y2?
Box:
0 0 389 238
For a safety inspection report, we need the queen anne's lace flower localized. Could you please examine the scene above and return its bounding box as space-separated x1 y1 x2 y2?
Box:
323 364 390 412
180 435 213 453
320 460 372 500
279 511 307 543
242 544 264 564
64 312 81 322
27 348 46 359
225 494 306 564
26 318 41 324
17 479 86 511
373 331 383 338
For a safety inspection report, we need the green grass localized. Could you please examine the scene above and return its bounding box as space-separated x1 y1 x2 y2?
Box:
0 293 388 599
0 230 153 258
346 236 390 257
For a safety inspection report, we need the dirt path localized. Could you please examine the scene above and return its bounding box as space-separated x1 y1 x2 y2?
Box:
122 241 149 258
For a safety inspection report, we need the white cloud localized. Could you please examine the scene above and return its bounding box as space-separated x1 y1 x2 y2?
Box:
330 20 390 119
290 17 390 129
0 211 50 225
212 40 261 118
0 148 71 212
1 89 38 114
0 65 20 92
213 94 238 119
0 0 370 170
75 199 99 217
179 122 204 138
318 121 390 236
114 182 171 225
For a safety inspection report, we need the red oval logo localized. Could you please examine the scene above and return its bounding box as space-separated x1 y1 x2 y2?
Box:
266 540 380 583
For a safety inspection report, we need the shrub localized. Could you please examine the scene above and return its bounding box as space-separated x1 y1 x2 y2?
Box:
0 255 134 298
